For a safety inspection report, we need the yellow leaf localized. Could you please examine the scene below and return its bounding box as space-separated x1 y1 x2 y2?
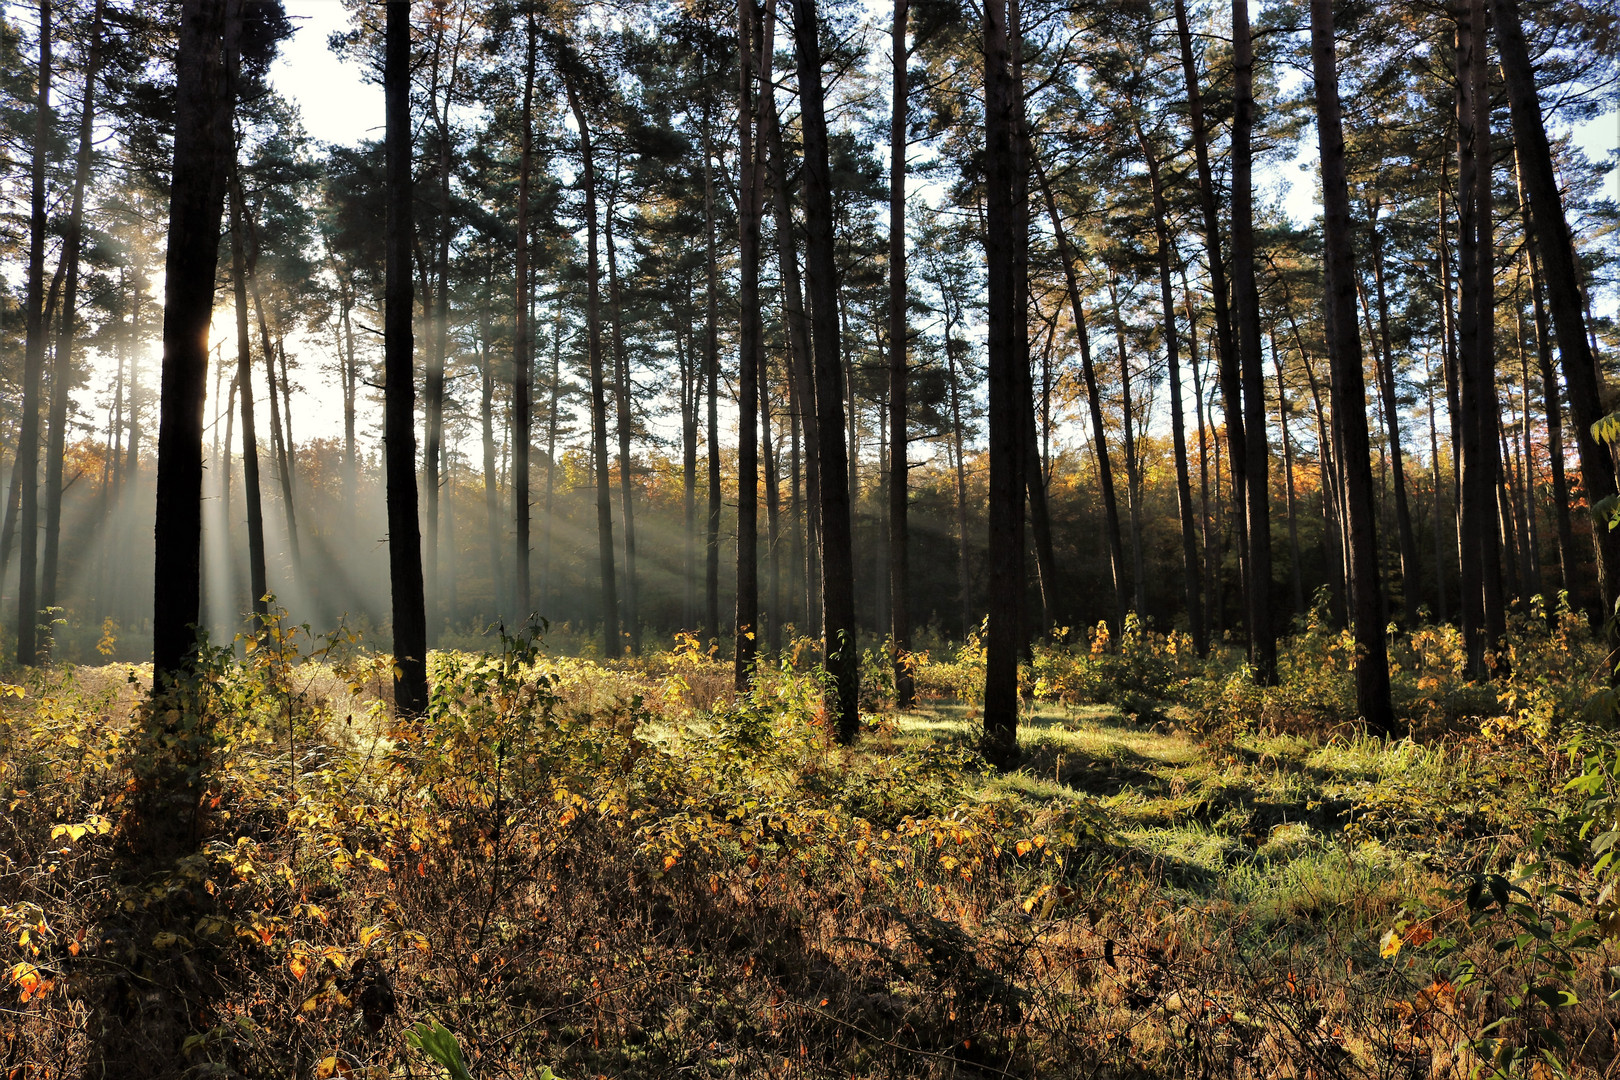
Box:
663 854 678 871
315 1057 339 1079
152 931 185 949
365 853 388 871
1380 929 1403 959
9 962 39 993
244 638 258 654
289 957 308 980
358 924 385 948
1015 840 1033 856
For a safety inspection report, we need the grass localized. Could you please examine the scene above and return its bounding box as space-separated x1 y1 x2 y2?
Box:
1 625 1617 1079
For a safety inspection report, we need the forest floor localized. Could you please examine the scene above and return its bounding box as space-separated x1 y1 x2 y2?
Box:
2 625 1618 1078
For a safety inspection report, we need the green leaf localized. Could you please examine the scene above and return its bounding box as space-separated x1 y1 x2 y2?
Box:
1530 984 1577 1008
405 1021 474 1080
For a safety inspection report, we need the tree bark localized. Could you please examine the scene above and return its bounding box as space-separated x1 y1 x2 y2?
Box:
384 0 429 715
888 0 912 705
513 11 535 618
1232 0 1275 681
793 0 859 740
15 0 51 665
1038 156 1127 634
701 113 722 643
981 0 1024 761
152 0 233 682
1491 0 1620 626
229 162 268 630
1174 0 1248 610
1311 0 1396 735
561 66 619 658
735 0 763 686
1140 121 1206 654
606 191 642 655
40 0 103 630
1367 207 1422 625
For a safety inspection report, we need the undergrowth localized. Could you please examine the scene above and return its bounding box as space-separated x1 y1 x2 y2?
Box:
0 606 1616 1078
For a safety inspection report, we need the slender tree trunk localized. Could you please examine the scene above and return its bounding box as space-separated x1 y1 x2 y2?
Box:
1368 210 1422 625
541 305 561 614
887 0 913 704
1424 349 1448 622
701 114 722 644
735 0 763 686
944 298 972 639
562 69 618 658
1188 287 1219 636
479 290 502 620
981 0 1024 760
764 81 821 638
1038 157 1127 633
384 0 429 714
1232 0 1275 681
40 0 104 630
1174 0 1247 608
1492 0 1619 628
1272 333 1305 616
793 0 859 740
1110 286 1146 615
1140 123 1206 653
605 193 642 654
762 356 782 654
513 12 535 618
15 0 51 665
1457 0 1506 670
682 300 698 631
229 163 268 629
1312 0 1395 734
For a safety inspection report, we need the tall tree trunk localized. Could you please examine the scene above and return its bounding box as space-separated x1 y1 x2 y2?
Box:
888 0 912 705
561 69 618 658
251 286 299 570
1038 156 1127 633
1311 0 1395 735
479 289 502 620
1174 0 1248 609
944 297 972 639
40 0 103 631
1188 287 1219 635
702 114 722 643
1456 0 1506 670
1424 349 1448 622
764 82 821 638
229 162 267 630
1272 333 1305 616
1368 208 1422 625
1140 122 1206 654
1232 0 1275 681
384 0 429 715
152 0 234 684
512 11 535 618
735 0 763 687
15 0 51 665
541 305 561 614
762 356 782 654
793 0 859 740
605 193 642 655
1492 0 1620 628
981 0 1024 761
1110 286 1147 615
682 298 698 631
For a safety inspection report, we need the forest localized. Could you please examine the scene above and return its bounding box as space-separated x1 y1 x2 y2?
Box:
2 0 1620 1076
